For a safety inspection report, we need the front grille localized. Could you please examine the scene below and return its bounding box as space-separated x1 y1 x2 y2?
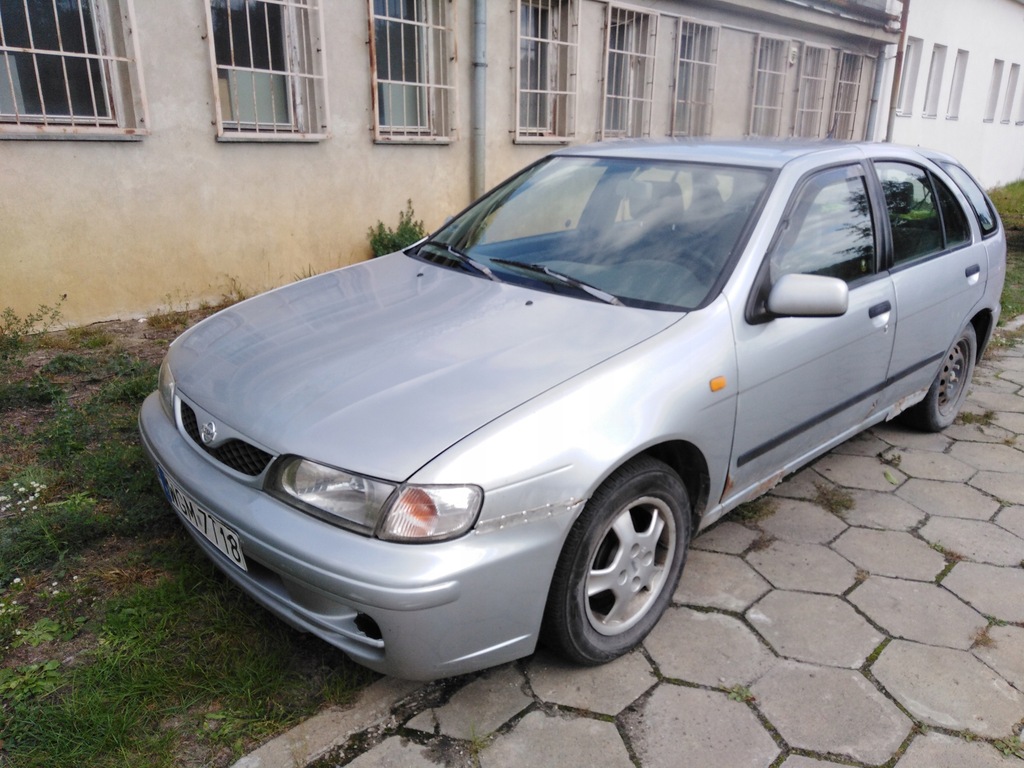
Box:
180 402 273 476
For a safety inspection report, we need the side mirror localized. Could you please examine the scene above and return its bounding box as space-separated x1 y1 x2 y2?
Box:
767 273 849 318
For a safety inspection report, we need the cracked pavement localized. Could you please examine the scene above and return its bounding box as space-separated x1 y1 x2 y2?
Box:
237 332 1024 768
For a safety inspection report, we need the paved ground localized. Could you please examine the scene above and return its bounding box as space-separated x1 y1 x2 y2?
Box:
237 332 1024 768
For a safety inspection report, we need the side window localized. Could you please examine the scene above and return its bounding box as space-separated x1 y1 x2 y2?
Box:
770 167 875 283
940 162 999 237
934 176 971 249
875 162 942 265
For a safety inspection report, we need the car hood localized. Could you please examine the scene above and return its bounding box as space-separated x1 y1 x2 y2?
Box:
170 254 680 481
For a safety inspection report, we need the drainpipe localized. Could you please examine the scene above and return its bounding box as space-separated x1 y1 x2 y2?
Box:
885 0 911 142
471 0 487 198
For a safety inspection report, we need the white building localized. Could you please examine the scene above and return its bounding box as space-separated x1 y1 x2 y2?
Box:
875 0 1024 187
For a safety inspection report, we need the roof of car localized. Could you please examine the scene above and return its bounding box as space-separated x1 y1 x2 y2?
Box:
554 138 915 170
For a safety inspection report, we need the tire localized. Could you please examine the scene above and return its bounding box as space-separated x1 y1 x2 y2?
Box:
542 456 691 665
906 322 977 432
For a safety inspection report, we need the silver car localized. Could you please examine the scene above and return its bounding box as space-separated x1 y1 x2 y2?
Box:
139 141 1005 681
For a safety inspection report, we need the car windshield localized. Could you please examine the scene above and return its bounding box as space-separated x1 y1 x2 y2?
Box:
419 156 772 310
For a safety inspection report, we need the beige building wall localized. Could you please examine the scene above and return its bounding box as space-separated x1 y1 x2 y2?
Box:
1 0 895 327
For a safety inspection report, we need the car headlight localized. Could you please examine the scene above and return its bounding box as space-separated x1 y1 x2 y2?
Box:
266 456 483 541
378 485 483 542
267 456 396 534
158 358 175 417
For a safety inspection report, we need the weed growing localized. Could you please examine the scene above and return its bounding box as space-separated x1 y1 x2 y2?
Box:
367 199 426 256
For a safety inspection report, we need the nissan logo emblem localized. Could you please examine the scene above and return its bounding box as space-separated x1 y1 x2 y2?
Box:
200 421 217 445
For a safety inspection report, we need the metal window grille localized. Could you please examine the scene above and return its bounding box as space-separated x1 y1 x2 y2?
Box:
671 18 716 137
207 0 327 140
0 0 147 137
794 45 828 138
369 0 454 142
602 5 657 140
829 52 862 139
516 0 576 141
750 36 787 137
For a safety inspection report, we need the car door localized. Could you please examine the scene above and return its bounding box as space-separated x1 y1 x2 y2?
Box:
872 161 989 403
729 163 896 501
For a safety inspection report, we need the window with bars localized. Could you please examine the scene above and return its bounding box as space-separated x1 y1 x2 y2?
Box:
602 5 656 139
0 0 147 138
795 45 828 138
516 0 576 141
829 51 863 139
207 0 327 140
369 0 454 143
750 36 788 137
671 18 716 137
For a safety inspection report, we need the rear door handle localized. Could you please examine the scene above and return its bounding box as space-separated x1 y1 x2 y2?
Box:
965 264 981 285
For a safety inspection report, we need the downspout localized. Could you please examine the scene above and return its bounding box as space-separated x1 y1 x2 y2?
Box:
471 0 487 198
884 0 911 142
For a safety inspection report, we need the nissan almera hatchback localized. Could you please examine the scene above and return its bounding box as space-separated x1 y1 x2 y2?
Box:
140 140 1005 680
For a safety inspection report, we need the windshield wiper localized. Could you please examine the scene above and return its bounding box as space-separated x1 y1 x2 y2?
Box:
419 242 499 281
491 258 623 306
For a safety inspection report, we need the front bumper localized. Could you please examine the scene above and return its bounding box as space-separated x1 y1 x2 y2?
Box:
138 392 567 680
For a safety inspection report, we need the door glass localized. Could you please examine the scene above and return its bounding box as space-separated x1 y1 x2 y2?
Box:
875 162 943 265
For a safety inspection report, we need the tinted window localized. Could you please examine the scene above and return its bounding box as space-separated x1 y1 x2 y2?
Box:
940 162 998 236
934 175 971 249
875 162 943 265
771 166 875 283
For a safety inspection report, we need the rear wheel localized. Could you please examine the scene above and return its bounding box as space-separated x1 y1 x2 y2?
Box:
543 456 691 665
906 323 977 432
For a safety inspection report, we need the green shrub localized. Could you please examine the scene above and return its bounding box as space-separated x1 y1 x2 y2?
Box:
367 199 426 257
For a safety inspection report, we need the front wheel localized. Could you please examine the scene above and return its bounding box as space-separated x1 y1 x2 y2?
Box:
542 456 691 665
906 322 977 432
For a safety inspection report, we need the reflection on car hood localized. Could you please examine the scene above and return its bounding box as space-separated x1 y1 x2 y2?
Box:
170 253 680 481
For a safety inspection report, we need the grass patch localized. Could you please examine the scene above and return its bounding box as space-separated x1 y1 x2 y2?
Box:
733 496 776 523
813 482 855 516
991 182 1024 325
0 305 374 767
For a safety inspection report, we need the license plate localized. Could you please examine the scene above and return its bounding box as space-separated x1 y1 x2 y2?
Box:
157 466 248 572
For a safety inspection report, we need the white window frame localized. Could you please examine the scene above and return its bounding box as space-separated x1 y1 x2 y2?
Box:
205 0 328 142
369 0 455 144
922 43 947 119
515 0 577 143
984 59 1004 122
1000 63 1019 124
829 51 863 140
750 35 788 137
795 44 829 138
671 17 717 137
601 4 657 140
0 0 147 139
896 36 922 116
946 49 968 120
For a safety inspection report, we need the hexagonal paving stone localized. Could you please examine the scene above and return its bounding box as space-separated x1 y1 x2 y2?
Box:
780 757 853 768
872 640 1024 737
526 650 655 716
751 660 911 765
644 606 776 688
919 517 1024 566
674 549 771 612
481 710 633 768
693 521 760 554
996 505 1024 540
890 450 975 482
949 442 1024 473
757 498 847 545
995 411 1024 433
945 420 1019 444
848 576 986 650
973 624 1024 692
871 423 953 452
843 489 926 530
813 454 905 491
746 591 883 668
406 665 532 740
943 562 1024 623
971 470 1024 506
769 468 826 500
895 732 1021 767
831 528 945 581
747 540 858 594
896 478 1001 520
968 390 1024 412
627 685 779 768
832 430 892 457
